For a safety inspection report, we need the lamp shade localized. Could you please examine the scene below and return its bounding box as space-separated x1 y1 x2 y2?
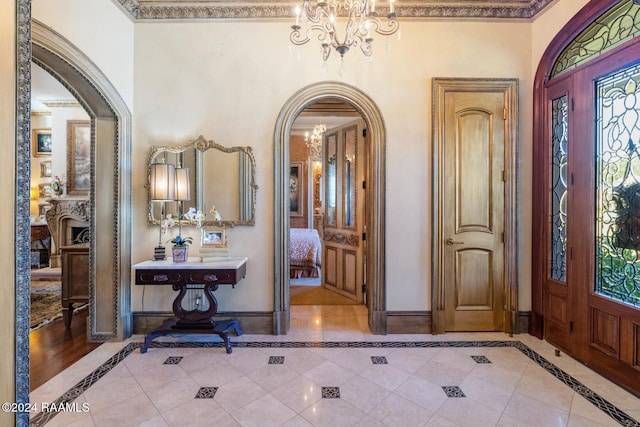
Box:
149 163 176 201
175 167 191 202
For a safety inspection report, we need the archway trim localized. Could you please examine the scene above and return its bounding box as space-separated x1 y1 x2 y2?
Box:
273 81 387 334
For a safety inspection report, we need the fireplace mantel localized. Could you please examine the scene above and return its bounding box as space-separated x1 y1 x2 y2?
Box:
45 196 90 268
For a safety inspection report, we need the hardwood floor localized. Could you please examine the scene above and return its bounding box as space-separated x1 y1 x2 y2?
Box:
30 309 100 391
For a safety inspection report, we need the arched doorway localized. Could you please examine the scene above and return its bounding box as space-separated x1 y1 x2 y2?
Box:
274 82 387 334
532 0 640 396
14 19 132 416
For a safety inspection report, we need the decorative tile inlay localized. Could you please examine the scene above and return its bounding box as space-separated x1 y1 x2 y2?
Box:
371 356 388 364
442 386 466 398
321 387 341 399
163 356 183 365
30 341 640 427
471 355 491 364
269 356 285 364
195 387 218 399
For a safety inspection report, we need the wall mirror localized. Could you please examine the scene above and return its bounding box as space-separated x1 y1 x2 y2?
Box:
147 135 257 227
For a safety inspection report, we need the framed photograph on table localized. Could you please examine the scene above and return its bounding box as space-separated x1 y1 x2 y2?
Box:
201 228 226 248
66 120 91 195
33 129 52 157
289 162 303 217
40 160 52 177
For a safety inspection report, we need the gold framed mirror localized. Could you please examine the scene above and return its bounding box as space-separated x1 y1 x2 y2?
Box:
147 135 257 227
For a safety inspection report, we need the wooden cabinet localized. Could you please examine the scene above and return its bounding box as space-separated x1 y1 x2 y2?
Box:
60 245 89 328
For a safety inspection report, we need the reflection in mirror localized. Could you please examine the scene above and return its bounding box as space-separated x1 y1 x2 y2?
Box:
344 126 357 228
326 133 337 226
147 135 257 227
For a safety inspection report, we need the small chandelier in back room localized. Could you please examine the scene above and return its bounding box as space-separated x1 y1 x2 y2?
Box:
290 0 400 61
305 124 326 158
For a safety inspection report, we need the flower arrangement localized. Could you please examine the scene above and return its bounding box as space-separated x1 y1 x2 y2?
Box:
51 174 66 196
210 205 222 221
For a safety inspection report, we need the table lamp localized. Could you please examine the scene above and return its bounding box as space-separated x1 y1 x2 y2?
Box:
150 162 175 260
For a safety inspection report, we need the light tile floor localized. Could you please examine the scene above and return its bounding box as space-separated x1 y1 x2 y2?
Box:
30 305 640 426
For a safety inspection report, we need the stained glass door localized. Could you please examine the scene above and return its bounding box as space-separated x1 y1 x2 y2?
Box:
535 0 640 397
596 66 640 308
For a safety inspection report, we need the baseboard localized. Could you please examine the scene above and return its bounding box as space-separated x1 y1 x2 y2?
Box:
385 311 531 335
515 311 530 334
132 311 273 335
132 310 532 336
386 311 432 334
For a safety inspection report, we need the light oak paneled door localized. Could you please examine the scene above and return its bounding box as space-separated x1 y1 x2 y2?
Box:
434 79 518 332
322 119 366 304
443 90 505 330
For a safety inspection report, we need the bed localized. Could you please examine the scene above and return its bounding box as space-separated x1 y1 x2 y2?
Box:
290 228 322 278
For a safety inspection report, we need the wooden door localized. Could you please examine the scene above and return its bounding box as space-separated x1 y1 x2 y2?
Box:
542 75 574 354
322 119 366 303
442 91 506 331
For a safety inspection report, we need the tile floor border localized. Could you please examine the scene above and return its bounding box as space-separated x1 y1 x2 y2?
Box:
29 340 640 426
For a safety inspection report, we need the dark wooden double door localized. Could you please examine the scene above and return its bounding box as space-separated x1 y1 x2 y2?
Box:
537 41 640 397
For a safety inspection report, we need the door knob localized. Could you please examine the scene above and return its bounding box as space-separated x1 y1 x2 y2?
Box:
446 238 464 245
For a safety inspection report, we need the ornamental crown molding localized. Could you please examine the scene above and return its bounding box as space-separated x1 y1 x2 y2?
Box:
116 0 556 20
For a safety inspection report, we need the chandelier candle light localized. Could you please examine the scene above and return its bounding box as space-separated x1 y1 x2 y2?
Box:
290 0 399 61
305 123 326 158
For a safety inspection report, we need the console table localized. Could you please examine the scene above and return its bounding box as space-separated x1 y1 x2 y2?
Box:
133 257 247 354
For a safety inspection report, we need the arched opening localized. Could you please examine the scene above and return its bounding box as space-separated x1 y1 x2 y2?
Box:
15 19 132 410
532 0 640 396
274 82 387 334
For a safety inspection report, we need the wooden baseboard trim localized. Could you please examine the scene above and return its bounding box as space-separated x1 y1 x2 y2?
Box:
132 311 273 335
386 311 432 334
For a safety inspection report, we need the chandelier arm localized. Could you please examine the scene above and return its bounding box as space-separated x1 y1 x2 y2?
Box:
369 16 399 36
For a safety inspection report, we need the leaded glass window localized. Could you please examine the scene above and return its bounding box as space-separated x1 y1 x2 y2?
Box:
595 64 640 307
551 96 568 282
551 0 640 79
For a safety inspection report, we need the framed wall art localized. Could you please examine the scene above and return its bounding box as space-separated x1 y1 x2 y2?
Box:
33 129 52 157
38 183 53 198
66 120 91 195
289 162 303 217
40 160 52 177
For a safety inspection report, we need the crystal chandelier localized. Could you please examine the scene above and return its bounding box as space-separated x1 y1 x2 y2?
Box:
305 124 326 158
290 0 400 61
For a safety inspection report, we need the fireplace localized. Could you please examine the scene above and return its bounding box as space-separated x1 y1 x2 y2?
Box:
45 197 90 268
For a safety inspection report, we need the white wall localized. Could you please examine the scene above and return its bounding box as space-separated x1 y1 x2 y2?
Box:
29 0 593 318
130 18 533 312
32 0 135 111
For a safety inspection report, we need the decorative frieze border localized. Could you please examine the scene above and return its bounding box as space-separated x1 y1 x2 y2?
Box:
116 0 556 20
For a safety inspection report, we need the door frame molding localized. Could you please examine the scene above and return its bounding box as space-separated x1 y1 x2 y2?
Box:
431 78 519 334
273 81 387 334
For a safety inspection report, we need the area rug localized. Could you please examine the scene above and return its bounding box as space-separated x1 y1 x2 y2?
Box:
30 282 87 330
30 282 64 330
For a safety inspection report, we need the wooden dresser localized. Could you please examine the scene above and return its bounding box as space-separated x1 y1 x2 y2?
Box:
60 245 89 328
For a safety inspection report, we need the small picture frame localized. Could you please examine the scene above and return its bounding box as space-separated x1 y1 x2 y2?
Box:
290 162 304 217
201 228 226 247
40 160 52 177
33 129 52 157
38 183 53 198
